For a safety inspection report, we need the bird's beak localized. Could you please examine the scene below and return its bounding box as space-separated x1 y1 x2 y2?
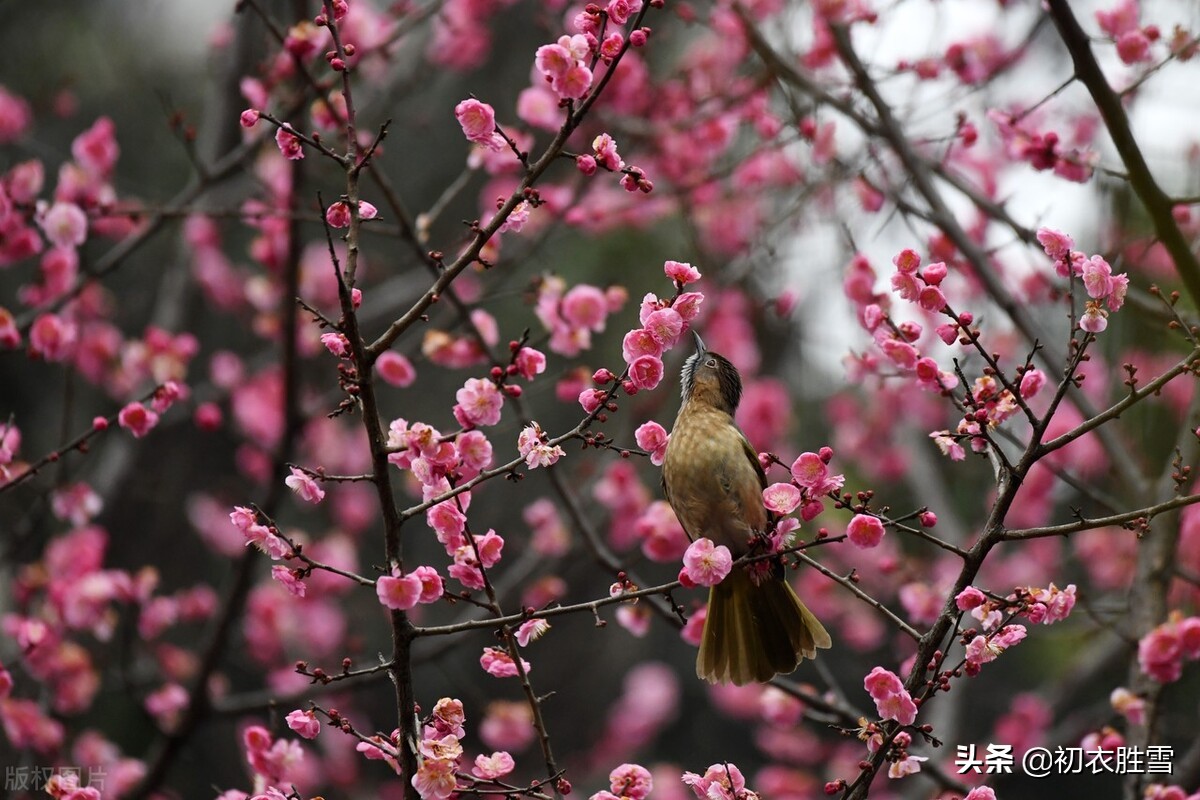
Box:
692 329 706 356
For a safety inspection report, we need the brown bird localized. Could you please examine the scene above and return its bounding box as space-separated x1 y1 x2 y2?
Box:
661 332 831 685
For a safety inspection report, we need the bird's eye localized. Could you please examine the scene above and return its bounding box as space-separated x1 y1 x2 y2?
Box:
705 358 717 368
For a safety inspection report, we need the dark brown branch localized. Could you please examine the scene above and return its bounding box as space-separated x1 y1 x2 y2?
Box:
1045 0 1200 307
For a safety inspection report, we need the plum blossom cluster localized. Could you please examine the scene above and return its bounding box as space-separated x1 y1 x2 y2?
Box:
535 35 594 101
844 250 961 399
763 447 845 523
1 114 204 397
1096 0 1161 65
682 761 758 800
988 111 1098 183
863 666 918 726
534 275 627 357
242 724 305 789
864 727 926 780
0 526 213 758
407 698 517 799
229 505 292 560
954 583 1074 673
962 624 1027 676
1 114 126 270
633 420 669 465
387 420 506 578
324 199 378 228
577 133 654 194
1137 612 1200 683
1022 583 1078 625
1036 226 1129 332
444 525 503 593
377 565 444 611
929 366 1047 461
581 261 702 411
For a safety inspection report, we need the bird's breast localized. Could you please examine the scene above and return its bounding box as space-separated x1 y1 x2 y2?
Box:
662 406 766 555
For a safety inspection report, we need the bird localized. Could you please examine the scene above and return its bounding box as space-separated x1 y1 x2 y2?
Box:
661 331 831 685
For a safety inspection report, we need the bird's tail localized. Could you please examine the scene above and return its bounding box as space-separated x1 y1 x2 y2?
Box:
697 567 832 685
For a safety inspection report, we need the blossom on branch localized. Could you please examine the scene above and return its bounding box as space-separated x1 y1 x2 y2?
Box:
517 422 565 468
681 538 733 587
274 124 304 160
863 666 918 726
284 466 325 503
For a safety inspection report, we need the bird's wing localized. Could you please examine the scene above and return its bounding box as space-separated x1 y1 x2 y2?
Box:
661 469 695 542
739 431 767 490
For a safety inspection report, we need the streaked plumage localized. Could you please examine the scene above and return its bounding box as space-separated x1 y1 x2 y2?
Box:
662 333 831 685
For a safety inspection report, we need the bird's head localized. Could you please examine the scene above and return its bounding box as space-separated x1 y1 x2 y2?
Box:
681 330 742 414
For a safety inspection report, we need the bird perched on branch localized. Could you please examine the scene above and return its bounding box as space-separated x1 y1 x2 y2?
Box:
661 332 831 685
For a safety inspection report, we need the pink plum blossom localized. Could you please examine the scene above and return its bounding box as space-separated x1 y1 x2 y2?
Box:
1081 255 1114 298
0 85 32 143
455 98 497 145
609 763 652 799
454 377 504 427
682 538 733 587
412 757 458 800
634 421 669 465
665 260 701 284
955 586 986 611
325 200 379 228
378 572 420 611
480 647 531 677
963 788 997 800
275 124 304 160
965 624 1027 673
377 351 417 387
39 202 88 249
1019 369 1046 399
562 284 609 331
514 347 546 379
628 354 664 390
515 618 550 646
1080 305 1108 333
643 308 684 347
285 709 320 739
762 483 802 515
1036 226 1074 260
284 467 325 503
320 332 351 357
622 328 663 362
518 422 566 468
473 751 516 779
71 116 119 177
118 402 160 438
593 133 623 171
271 565 306 597
29 313 76 362
1110 687 1145 725
847 514 885 548
682 762 748 800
